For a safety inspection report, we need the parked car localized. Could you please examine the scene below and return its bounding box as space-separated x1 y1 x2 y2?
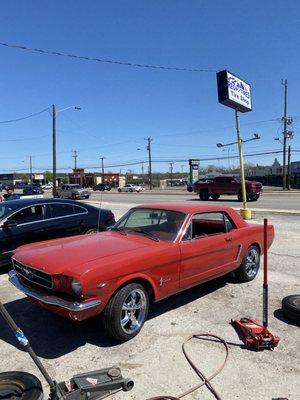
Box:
194 176 263 201
93 183 111 192
56 184 91 199
23 184 44 195
0 198 115 267
14 182 28 190
118 184 143 193
42 183 53 190
9 203 274 341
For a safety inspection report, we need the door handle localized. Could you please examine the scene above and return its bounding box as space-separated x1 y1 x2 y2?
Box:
225 237 232 242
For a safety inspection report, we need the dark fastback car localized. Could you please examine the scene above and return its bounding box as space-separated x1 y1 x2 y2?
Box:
0 198 115 267
93 183 111 191
23 184 44 195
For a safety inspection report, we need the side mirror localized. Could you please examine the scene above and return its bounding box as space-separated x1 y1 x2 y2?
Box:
2 220 18 229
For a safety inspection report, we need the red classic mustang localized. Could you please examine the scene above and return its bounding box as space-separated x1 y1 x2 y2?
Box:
9 203 274 341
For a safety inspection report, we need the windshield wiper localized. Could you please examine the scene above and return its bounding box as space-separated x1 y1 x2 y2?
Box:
130 229 160 242
109 227 127 236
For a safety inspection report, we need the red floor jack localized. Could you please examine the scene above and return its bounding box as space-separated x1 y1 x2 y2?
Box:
232 219 280 350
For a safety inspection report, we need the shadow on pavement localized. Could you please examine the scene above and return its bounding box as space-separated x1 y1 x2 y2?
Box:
0 276 233 359
273 308 299 327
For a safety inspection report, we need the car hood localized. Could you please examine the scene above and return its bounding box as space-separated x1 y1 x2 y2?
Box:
13 231 151 274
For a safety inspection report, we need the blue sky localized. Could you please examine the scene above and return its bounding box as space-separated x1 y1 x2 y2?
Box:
0 0 299 174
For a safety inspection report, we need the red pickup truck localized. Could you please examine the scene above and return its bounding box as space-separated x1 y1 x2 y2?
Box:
194 176 262 201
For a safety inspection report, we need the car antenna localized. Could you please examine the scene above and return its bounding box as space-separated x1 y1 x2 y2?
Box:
97 191 103 232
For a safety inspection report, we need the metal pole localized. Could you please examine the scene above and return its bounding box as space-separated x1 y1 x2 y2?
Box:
287 145 291 190
72 150 78 169
29 156 33 184
100 157 105 182
235 109 250 219
263 219 268 330
52 104 57 197
282 79 288 190
169 162 174 187
147 137 153 190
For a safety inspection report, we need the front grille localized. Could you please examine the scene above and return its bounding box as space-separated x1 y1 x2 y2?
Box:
13 259 53 289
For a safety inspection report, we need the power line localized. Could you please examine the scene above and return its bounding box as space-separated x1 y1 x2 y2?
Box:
0 106 49 124
0 41 217 73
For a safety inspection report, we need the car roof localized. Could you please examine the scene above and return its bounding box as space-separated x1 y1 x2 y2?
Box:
1 198 89 207
134 202 237 215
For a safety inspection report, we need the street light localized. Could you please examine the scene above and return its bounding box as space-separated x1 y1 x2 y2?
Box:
52 105 81 197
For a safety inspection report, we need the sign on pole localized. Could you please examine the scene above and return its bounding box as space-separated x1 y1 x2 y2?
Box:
189 159 199 184
216 70 252 113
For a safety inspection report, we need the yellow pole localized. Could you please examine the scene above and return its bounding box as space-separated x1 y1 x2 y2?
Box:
235 110 252 220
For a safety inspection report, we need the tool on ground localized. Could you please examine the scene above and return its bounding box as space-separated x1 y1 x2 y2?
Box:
231 218 280 350
0 299 134 400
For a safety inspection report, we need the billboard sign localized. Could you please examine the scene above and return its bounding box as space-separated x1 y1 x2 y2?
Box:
217 70 252 113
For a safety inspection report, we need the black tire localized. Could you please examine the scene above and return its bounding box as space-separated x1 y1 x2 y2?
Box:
118 188 122 192
235 245 260 282
0 371 43 400
238 190 249 202
85 228 98 234
211 194 220 201
199 189 209 201
250 194 260 201
71 193 77 200
85 195 90 199
102 283 149 341
282 295 300 326
129 188 133 192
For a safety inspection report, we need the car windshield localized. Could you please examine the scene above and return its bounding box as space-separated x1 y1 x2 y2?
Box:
113 208 186 241
0 202 20 219
72 185 82 189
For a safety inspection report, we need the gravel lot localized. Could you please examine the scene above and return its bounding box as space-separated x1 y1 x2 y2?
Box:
0 202 299 400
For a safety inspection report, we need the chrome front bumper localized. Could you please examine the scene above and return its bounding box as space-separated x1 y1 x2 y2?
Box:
8 270 101 312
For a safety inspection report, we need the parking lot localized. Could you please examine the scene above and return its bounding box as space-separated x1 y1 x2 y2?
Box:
0 195 299 400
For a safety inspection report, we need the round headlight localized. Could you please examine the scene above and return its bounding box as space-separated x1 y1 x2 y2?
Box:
71 278 82 296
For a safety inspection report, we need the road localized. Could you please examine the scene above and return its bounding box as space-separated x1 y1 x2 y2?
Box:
86 190 300 212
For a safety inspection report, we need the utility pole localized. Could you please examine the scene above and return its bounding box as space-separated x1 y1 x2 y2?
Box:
146 137 153 189
29 156 33 184
72 150 78 170
282 80 288 190
287 145 291 190
141 161 144 175
281 80 293 190
169 162 174 187
100 157 105 183
52 104 57 197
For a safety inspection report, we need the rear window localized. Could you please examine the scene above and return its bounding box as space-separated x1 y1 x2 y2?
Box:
49 204 74 218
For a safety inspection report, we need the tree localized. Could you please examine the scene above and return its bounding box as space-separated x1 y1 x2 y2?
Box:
44 171 53 183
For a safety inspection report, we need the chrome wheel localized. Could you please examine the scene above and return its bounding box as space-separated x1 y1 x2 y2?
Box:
245 248 259 278
120 289 147 334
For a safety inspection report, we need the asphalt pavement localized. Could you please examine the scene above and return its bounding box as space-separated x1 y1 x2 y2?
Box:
86 189 300 214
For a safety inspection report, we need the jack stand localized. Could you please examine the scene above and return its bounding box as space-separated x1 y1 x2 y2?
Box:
231 219 280 350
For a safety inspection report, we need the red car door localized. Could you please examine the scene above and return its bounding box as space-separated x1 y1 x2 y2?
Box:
179 212 240 289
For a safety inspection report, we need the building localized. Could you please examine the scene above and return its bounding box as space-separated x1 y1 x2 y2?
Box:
68 168 125 187
0 173 25 186
291 161 300 174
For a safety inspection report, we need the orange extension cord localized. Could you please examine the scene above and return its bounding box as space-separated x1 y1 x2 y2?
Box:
146 333 229 400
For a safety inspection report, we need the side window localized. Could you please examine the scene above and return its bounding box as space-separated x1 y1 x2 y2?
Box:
224 214 236 232
224 177 232 183
188 212 227 239
74 205 87 214
49 204 74 218
8 205 45 224
214 177 224 183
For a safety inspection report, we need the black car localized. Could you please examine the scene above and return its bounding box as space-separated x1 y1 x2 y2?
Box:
23 184 44 195
93 183 111 191
0 198 115 267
